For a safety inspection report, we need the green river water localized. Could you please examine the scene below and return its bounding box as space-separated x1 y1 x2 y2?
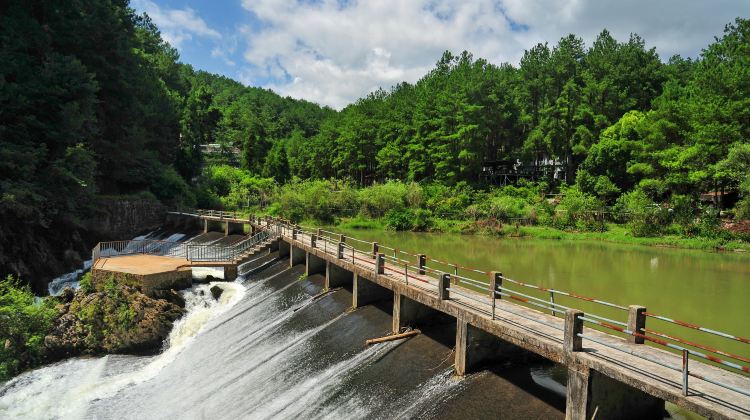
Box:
330 228 750 367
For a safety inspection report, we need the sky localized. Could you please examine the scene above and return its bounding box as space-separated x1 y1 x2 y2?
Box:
131 0 750 109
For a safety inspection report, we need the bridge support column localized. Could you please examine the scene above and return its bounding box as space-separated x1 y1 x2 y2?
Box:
353 274 391 308
224 265 238 281
392 293 445 333
203 219 208 233
454 317 514 376
278 239 290 259
306 252 325 276
564 310 664 420
325 261 353 289
290 245 305 267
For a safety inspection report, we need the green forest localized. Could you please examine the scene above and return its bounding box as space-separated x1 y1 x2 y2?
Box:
2 0 750 283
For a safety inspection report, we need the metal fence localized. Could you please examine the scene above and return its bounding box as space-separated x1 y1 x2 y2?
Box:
92 228 274 264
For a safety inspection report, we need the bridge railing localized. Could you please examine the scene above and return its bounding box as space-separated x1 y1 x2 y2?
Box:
258 215 749 398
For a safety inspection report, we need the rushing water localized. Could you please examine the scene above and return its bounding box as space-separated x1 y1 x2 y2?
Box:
4 231 747 419
1 251 567 419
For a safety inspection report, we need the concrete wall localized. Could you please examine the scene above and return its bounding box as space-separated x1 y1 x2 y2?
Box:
92 268 192 297
455 318 523 376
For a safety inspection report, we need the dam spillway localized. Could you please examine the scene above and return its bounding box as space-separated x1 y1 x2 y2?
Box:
0 249 566 419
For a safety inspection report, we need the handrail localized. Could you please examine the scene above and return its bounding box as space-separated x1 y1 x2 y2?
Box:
252 214 750 399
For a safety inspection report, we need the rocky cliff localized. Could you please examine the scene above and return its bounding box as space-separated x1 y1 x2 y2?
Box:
0 198 166 294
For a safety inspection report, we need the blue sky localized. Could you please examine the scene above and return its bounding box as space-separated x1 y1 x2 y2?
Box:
131 0 750 109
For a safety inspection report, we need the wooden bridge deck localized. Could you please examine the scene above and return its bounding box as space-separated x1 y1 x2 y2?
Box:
266 222 750 419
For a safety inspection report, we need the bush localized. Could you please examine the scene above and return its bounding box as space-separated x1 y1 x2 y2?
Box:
554 185 606 231
275 179 358 222
0 276 57 381
486 195 531 222
359 181 408 217
384 208 434 231
616 190 670 236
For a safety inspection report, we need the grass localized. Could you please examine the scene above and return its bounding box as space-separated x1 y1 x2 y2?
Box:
328 216 750 253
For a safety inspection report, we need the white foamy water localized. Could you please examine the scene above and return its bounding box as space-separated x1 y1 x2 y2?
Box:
0 282 245 420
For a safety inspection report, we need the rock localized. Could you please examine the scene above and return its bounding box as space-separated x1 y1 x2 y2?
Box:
59 287 75 303
152 289 186 308
210 285 223 300
44 282 185 357
193 274 218 284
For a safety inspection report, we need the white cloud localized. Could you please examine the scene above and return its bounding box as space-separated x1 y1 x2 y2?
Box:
133 0 221 48
235 0 750 109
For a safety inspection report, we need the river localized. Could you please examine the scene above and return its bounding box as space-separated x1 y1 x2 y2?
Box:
1 230 747 419
331 228 750 363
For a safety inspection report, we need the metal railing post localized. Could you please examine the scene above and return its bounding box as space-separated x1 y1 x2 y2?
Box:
549 291 556 316
682 349 689 396
490 271 502 319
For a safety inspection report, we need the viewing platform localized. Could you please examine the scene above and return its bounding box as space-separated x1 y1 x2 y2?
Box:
90 229 276 296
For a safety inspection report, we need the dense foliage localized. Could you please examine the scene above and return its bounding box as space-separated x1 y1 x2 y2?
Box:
0 276 56 380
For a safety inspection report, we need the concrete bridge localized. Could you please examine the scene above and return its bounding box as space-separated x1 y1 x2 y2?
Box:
249 215 749 420
97 211 750 419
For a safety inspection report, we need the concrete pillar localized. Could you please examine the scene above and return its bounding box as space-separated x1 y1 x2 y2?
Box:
627 305 646 344
438 273 450 300
306 252 325 276
337 242 345 259
290 245 305 267
392 293 444 334
278 239 290 259
325 261 353 289
455 317 511 376
353 274 392 308
224 221 229 236
339 234 346 243
203 219 208 233
292 227 298 240
310 234 317 248
224 265 238 281
418 254 426 275
376 253 385 274
371 242 378 259
564 309 583 354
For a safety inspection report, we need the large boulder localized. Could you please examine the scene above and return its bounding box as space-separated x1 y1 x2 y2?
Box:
210 285 223 300
45 281 185 357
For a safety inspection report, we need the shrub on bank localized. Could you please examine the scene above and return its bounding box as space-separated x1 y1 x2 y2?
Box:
384 208 434 231
0 276 57 381
359 181 408 217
